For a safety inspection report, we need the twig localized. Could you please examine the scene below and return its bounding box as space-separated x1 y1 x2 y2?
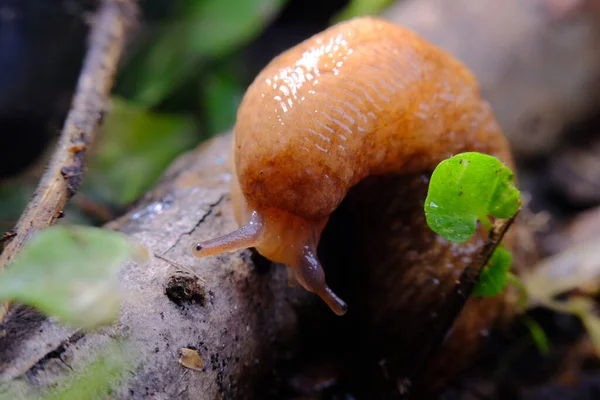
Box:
72 194 117 223
0 0 137 322
401 213 519 397
0 230 16 245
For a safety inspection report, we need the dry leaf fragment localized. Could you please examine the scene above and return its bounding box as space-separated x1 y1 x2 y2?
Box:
179 348 203 371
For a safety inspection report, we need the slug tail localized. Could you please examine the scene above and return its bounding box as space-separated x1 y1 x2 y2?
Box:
192 211 263 258
293 245 348 316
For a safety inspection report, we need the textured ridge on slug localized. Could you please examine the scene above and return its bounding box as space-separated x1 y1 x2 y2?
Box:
234 16 513 220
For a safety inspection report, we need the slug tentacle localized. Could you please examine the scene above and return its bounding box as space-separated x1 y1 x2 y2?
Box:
293 245 347 316
193 211 264 258
192 205 347 314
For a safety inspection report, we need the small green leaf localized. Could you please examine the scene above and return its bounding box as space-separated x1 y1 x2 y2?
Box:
424 152 521 243
0 225 144 329
472 246 512 297
332 0 395 23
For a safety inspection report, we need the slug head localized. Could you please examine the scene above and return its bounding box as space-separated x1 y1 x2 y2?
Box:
192 207 347 316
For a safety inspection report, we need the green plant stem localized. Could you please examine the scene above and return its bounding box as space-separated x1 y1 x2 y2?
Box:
480 214 493 231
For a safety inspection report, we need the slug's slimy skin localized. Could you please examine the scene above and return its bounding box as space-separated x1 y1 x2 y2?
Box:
192 17 513 316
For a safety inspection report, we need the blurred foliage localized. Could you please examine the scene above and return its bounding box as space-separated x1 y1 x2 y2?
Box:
522 315 550 357
0 183 37 233
116 0 288 108
0 0 294 227
83 97 198 207
95 0 290 210
41 341 133 400
0 341 133 400
332 0 394 23
202 64 246 134
0 225 145 329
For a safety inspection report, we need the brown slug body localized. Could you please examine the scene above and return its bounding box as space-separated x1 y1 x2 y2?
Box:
192 17 514 317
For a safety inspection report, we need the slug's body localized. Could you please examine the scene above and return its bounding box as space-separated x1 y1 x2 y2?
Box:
193 17 513 316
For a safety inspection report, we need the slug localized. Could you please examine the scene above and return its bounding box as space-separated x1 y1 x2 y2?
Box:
192 16 514 317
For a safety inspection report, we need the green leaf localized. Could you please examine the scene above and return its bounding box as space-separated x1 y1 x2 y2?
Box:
332 0 395 23
83 97 198 206
424 152 521 243
117 0 288 107
472 246 512 297
0 225 144 329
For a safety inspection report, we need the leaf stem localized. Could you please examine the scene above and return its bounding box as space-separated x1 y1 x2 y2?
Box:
480 214 493 231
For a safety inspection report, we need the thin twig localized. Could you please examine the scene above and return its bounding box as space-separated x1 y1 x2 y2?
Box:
400 213 519 397
0 231 16 247
0 0 137 322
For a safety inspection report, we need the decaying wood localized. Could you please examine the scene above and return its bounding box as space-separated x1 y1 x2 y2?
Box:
383 0 600 157
0 132 307 399
0 0 136 322
0 132 526 399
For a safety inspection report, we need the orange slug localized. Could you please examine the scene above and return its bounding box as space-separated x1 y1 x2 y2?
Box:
192 16 514 317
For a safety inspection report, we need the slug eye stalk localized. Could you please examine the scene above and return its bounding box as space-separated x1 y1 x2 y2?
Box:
193 211 263 258
193 209 346 315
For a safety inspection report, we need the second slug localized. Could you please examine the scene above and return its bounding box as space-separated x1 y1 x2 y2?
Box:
192 17 515 316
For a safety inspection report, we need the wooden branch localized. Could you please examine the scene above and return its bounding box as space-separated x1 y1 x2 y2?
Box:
0 132 305 399
0 0 136 322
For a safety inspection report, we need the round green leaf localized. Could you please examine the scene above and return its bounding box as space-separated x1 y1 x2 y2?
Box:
424 152 521 243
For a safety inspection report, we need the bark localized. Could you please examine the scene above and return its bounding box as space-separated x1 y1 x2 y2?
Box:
0 132 306 399
0 132 526 400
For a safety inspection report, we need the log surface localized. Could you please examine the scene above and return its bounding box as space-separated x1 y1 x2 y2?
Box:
0 132 305 399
